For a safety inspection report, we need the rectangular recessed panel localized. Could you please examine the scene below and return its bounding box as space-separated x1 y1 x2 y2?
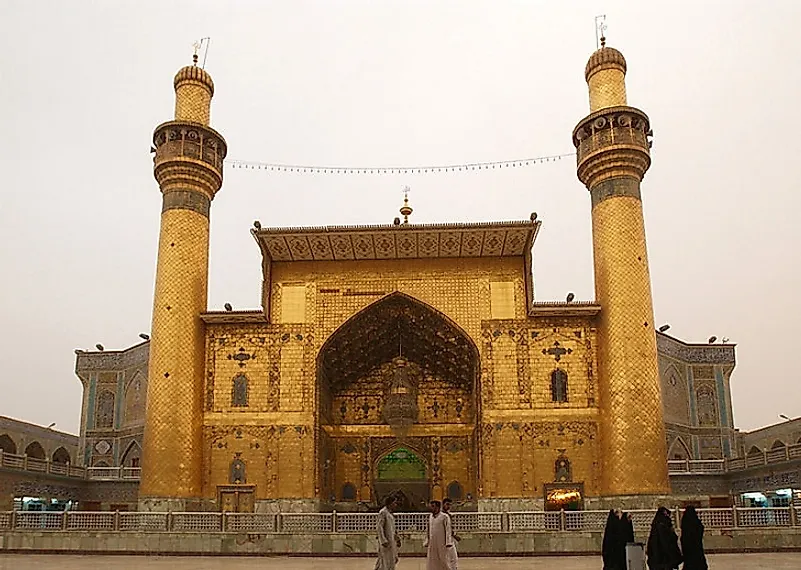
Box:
490 281 516 319
286 236 313 260
460 231 484 257
439 232 462 257
416 232 440 257
502 230 529 255
351 234 375 259
280 284 307 323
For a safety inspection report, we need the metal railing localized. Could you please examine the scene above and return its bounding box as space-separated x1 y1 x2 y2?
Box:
0 450 140 481
1 507 797 533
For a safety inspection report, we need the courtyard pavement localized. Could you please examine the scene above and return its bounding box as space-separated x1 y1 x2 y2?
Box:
1 554 801 569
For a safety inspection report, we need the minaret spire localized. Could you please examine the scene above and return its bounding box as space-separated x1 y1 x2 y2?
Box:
572 41 669 497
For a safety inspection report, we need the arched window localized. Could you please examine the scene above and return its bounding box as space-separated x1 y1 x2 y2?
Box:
555 456 572 482
0 434 17 455
52 447 71 464
551 369 568 403
447 481 463 500
696 387 718 427
341 482 357 501
96 390 115 429
232 374 249 407
24 441 46 460
123 372 146 426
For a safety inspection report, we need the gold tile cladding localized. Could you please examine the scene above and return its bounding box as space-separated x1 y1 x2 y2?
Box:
140 62 225 501
574 45 670 495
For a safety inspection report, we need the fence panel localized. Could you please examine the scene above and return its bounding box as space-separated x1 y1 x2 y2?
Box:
118 512 168 532
280 513 333 533
336 512 377 533
451 512 503 532
693 508 734 529
171 512 222 532
66 512 116 531
565 510 608 531
0 512 11 530
14 511 63 530
508 511 561 531
224 513 277 533
737 507 791 527
395 512 429 533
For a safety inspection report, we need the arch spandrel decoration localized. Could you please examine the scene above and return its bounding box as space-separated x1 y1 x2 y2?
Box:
668 437 691 460
376 447 427 481
0 434 17 455
317 292 479 394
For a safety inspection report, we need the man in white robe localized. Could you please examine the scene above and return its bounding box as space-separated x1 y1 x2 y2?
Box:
424 500 456 570
375 495 401 570
442 498 459 569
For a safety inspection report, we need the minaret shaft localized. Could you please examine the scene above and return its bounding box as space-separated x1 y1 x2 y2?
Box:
140 64 226 507
574 47 670 496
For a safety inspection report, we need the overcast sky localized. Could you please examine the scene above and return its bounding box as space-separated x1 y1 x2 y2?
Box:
1 1 799 435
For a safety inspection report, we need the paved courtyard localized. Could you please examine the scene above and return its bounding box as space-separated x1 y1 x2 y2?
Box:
1 554 801 569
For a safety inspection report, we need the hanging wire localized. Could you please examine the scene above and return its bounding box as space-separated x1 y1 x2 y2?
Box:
225 151 575 175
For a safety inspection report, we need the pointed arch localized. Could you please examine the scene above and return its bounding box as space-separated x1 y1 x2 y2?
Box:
668 437 692 460
24 441 46 460
748 445 763 456
318 292 480 394
121 440 142 468
231 374 249 407
771 439 787 449
52 447 71 464
123 371 146 426
0 434 17 455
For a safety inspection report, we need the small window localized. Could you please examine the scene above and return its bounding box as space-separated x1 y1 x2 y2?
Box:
341 482 357 501
551 369 568 403
446 481 463 500
232 374 249 407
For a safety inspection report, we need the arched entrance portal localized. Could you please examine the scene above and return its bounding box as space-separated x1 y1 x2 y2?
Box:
375 447 429 511
317 292 480 509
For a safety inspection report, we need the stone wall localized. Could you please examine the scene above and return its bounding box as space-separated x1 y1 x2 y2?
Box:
2 528 800 555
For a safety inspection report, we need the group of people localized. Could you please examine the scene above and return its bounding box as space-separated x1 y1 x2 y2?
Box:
376 496 709 570
375 495 459 570
603 505 709 570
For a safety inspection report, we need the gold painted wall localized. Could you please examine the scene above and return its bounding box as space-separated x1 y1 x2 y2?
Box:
202 323 317 500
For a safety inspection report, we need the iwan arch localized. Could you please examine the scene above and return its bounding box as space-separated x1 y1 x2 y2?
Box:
60 42 740 515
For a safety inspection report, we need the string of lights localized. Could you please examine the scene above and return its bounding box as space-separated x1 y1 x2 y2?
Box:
225 151 576 175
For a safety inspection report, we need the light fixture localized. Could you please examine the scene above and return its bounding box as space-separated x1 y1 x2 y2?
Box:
95 344 105 351
658 324 670 333
708 336 717 344
139 333 150 341
566 292 575 303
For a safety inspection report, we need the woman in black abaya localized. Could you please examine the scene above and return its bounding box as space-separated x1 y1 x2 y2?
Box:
680 506 708 570
602 509 635 570
646 507 683 570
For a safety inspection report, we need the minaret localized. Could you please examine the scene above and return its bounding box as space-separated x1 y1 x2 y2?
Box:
140 55 227 509
572 40 670 496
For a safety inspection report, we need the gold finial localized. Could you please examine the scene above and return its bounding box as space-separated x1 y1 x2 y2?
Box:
192 41 201 66
399 186 413 224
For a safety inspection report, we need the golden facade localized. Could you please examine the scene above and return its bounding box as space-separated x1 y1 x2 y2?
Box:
127 42 679 511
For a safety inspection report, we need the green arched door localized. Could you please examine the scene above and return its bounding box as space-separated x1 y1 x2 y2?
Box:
374 447 429 511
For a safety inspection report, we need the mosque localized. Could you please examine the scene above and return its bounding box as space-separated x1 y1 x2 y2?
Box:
61 41 746 514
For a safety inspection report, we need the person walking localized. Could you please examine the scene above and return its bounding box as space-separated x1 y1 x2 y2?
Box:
646 507 683 570
680 506 708 570
424 500 455 570
375 495 401 570
441 498 459 569
602 509 632 570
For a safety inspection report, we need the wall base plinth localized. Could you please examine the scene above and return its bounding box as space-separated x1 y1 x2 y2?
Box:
585 494 676 511
478 498 544 512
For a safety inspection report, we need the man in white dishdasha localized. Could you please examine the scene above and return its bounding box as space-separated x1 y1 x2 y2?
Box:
424 499 455 569
375 495 401 570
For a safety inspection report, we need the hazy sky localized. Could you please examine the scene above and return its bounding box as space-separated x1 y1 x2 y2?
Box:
1 1 799 435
